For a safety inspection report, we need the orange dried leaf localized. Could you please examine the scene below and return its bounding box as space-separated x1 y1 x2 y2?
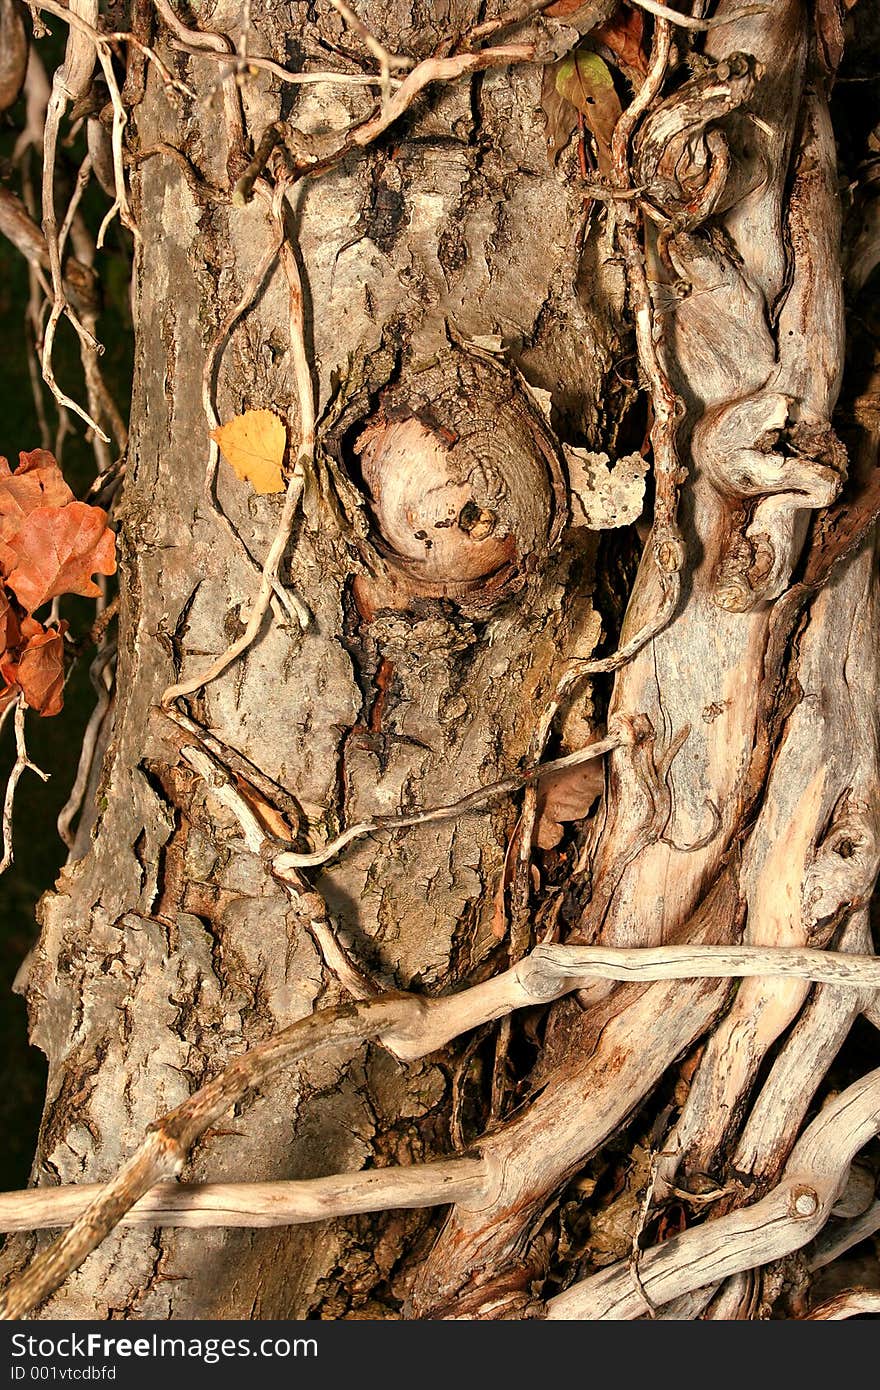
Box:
0 450 74 543
9 622 66 716
235 777 299 842
0 502 117 613
210 409 287 495
0 584 20 659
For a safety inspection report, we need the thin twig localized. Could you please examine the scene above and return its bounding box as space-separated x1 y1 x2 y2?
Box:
274 729 629 871
164 728 379 993
326 0 411 110
510 21 683 953
233 43 537 203
24 271 53 450
151 0 245 171
629 1150 664 1318
68 205 127 468
108 30 196 98
628 0 770 31
158 704 304 828
0 701 50 877
170 42 403 90
34 2 139 240
547 1066 880 1318
465 0 558 46
56 153 91 265
57 643 116 851
36 0 134 441
197 220 300 624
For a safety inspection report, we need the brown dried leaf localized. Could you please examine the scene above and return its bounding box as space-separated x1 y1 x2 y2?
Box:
2 621 67 716
0 502 117 613
544 0 617 25
535 755 604 850
541 64 579 165
554 48 622 174
210 409 287 495
0 451 74 543
593 4 648 75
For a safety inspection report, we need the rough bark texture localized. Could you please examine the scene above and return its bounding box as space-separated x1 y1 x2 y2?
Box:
1 0 878 1323
0 0 633 1319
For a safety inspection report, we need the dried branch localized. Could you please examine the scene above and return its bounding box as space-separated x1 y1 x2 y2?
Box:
546 1066 880 1318
0 700 49 878
807 1289 880 1320
0 1158 488 1234
2 939 877 1317
809 1198 880 1272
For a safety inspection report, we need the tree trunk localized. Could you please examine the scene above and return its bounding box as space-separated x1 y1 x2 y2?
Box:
1 0 878 1322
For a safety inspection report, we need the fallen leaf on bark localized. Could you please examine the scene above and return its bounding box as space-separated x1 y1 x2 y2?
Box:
0 501 117 612
593 4 648 75
544 0 617 25
535 755 605 850
555 48 622 174
210 409 287 494
0 450 74 542
1 621 67 716
541 64 579 165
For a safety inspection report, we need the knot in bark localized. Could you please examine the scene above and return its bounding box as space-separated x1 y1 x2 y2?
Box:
350 348 566 616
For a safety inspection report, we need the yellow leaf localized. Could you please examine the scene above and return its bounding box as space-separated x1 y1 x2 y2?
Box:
210 409 286 494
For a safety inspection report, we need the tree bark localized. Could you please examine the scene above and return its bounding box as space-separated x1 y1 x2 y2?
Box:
1 0 878 1323
1 0 634 1319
